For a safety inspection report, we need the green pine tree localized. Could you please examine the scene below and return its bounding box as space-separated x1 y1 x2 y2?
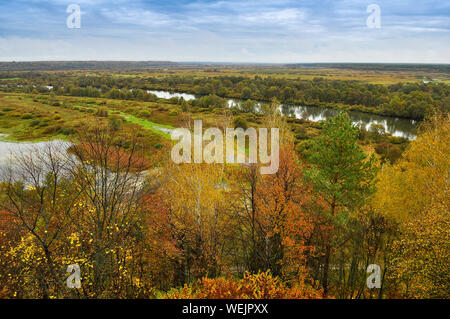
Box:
306 112 378 296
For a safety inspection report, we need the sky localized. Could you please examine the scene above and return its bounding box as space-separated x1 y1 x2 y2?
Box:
0 0 449 63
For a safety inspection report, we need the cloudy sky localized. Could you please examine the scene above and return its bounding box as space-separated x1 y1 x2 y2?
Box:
0 0 449 63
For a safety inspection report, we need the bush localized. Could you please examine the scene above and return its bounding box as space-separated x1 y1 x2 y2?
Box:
42 125 61 134
108 115 123 131
233 117 248 130
294 126 308 140
60 127 75 135
163 271 321 299
375 142 403 164
95 107 109 117
21 113 33 119
139 110 152 119
389 136 407 144
29 119 41 127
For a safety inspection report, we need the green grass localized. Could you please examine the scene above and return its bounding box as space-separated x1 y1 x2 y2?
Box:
120 113 175 139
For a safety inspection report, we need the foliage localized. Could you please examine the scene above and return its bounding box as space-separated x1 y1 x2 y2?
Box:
375 113 450 298
164 271 322 299
305 112 378 296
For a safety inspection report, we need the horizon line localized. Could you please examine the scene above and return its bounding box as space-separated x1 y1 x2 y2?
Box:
0 60 449 65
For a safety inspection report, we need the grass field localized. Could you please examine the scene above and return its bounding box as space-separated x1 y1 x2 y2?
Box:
101 66 450 84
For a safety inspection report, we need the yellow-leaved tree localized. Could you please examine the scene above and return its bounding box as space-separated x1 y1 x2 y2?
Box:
374 113 449 298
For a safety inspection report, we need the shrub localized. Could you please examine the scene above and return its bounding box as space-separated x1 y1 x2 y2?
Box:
164 271 321 299
233 117 248 130
21 113 33 119
42 125 61 134
139 110 152 119
95 107 109 117
375 142 403 164
29 119 41 127
389 136 407 144
108 115 123 131
60 127 75 135
294 126 308 140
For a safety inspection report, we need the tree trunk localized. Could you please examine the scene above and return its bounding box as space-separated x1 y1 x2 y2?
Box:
322 200 336 297
323 242 331 297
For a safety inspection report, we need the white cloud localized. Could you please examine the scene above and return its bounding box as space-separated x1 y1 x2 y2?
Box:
100 7 173 27
0 0 448 62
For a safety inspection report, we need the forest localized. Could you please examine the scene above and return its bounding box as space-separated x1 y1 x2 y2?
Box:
0 65 448 299
1 67 449 120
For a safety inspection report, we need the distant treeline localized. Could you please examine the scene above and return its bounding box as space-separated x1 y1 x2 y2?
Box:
1 61 449 73
1 71 449 119
0 61 177 71
286 63 450 73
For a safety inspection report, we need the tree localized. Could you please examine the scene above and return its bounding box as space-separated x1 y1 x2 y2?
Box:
256 145 314 281
233 117 248 130
157 161 235 282
0 125 154 298
374 113 449 221
241 99 256 113
0 142 79 298
108 114 123 131
375 113 449 298
306 112 378 296
241 87 252 100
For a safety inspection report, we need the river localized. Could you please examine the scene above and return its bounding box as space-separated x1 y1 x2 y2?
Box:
0 137 70 173
147 90 418 140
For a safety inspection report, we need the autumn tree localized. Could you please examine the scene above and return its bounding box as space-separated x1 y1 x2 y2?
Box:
0 142 79 298
157 161 236 283
375 113 449 298
0 125 155 298
256 145 313 280
65 125 153 297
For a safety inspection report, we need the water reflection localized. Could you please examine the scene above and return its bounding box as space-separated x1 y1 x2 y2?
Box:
147 90 196 101
280 104 417 140
144 90 419 140
0 139 70 173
